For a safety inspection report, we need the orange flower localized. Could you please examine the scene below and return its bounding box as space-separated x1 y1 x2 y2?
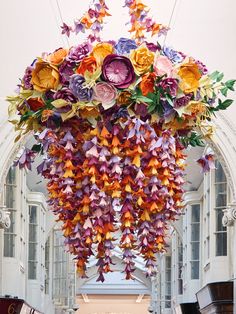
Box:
31 59 60 92
178 62 201 93
76 56 97 75
130 46 154 75
47 48 68 65
140 72 156 96
117 91 133 105
41 109 54 122
91 43 114 65
27 97 45 111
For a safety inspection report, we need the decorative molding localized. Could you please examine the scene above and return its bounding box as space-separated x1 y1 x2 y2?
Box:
222 203 236 227
0 206 11 229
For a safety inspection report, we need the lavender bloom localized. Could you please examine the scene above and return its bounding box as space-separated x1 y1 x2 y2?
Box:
67 43 91 63
54 87 77 103
74 21 85 34
163 46 184 63
69 75 93 101
22 66 33 89
158 78 179 97
196 60 208 75
115 38 137 54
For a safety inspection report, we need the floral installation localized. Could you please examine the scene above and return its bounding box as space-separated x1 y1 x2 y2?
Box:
7 0 235 282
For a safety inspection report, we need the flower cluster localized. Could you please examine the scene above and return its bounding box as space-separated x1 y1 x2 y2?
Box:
7 36 235 281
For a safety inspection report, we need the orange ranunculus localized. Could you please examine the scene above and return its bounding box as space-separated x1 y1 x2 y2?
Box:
27 97 45 111
178 62 201 93
91 43 114 65
76 56 97 75
117 91 133 105
31 59 60 92
140 72 156 96
130 46 154 75
47 48 68 65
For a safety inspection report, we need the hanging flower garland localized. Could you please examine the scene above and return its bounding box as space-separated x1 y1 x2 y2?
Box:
7 0 235 281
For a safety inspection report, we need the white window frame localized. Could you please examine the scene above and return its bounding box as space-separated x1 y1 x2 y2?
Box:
28 204 38 280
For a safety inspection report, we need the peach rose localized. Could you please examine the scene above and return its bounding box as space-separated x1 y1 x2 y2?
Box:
47 48 68 65
31 59 60 92
130 46 154 75
178 62 201 93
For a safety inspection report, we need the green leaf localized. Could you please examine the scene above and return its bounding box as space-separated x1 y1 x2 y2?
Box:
31 144 42 153
217 99 234 110
136 95 154 103
216 72 224 82
221 87 228 97
225 79 236 91
210 71 221 81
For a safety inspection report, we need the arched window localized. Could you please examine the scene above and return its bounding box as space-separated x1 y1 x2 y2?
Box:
4 166 17 257
214 161 227 256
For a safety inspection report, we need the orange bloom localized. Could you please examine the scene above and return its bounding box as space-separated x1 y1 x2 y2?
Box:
41 109 54 122
76 56 97 75
140 72 156 96
91 42 114 65
47 48 68 65
27 97 45 111
178 62 201 93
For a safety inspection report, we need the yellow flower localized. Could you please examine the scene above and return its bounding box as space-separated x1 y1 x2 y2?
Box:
47 48 68 65
130 46 154 75
178 62 201 93
31 59 60 92
91 43 114 65
186 101 207 116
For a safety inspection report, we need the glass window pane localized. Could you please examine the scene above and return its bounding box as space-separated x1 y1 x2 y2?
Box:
191 242 200 260
191 204 200 222
29 224 37 241
191 224 200 241
28 243 37 260
215 161 226 183
216 233 227 256
28 261 37 279
5 185 16 209
6 167 16 184
215 183 227 207
4 234 15 257
29 206 37 223
191 261 199 279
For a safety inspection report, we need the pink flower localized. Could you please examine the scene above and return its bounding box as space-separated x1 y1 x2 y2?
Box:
102 54 135 89
154 55 173 77
94 82 117 109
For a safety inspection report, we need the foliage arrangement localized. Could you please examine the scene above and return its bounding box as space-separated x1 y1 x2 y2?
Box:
7 0 235 281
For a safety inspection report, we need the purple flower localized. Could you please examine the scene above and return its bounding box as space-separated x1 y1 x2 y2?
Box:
74 21 85 34
59 60 75 84
174 95 191 109
196 60 208 75
54 87 77 103
61 22 72 37
158 78 179 97
102 54 135 89
145 42 161 52
22 66 33 89
69 75 93 101
115 38 137 54
163 46 184 63
67 43 91 63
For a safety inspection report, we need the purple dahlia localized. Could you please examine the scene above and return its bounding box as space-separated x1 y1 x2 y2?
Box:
69 75 93 102
102 54 136 89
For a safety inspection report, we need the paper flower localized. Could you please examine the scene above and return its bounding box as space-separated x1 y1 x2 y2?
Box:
93 82 117 108
92 42 114 64
115 37 137 54
130 46 154 75
27 98 45 112
102 54 135 88
47 48 68 65
154 54 174 77
69 74 93 101
67 43 91 63
76 56 97 75
178 62 202 93
31 59 60 92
